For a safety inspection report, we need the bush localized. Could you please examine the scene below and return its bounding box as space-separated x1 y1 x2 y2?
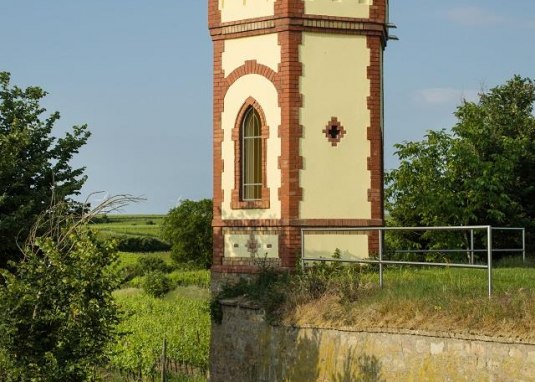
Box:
143 272 171 298
0 202 119 382
114 235 170 252
161 199 213 268
119 264 142 284
211 260 288 324
91 214 110 224
211 252 363 324
137 256 171 274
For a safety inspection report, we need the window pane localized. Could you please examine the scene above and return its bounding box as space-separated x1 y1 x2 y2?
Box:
254 136 261 183
242 107 263 201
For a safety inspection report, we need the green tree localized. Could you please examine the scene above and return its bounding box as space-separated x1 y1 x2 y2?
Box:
0 72 90 266
386 76 535 252
0 202 119 381
161 199 213 268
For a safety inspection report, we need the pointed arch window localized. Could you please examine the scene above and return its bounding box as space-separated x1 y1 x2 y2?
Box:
231 98 270 209
242 107 262 200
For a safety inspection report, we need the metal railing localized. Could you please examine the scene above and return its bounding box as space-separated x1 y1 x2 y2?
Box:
300 226 526 298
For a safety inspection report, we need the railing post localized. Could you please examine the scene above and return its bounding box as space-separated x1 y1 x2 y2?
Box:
487 226 493 298
470 229 475 265
301 229 305 271
379 228 384 289
522 228 526 264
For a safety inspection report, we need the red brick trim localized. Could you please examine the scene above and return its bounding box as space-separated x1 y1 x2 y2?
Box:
323 117 346 147
212 264 294 273
213 219 383 228
213 40 225 225
223 60 280 91
370 0 388 23
211 23 384 41
221 257 282 268
231 97 270 210
367 35 385 254
276 29 304 267
274 0 304 18
277 31 303 223
210 11 386 41
213 226 224 267
208 0 221 32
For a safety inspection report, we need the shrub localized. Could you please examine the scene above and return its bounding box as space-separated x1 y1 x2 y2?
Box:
211 251 363 324
211 260 288 324
161 199 213 268
143 272 171 298
119 264 142 284
137 256 171 274
0 202 119 382
91 214 110 224
114 235 170 252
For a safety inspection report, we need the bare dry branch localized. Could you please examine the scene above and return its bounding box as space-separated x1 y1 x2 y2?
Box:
23 194 145 256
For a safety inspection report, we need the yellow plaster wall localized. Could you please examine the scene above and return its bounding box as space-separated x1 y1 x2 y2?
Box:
222 34 281 76
219 0 276 23
304 233 369 260
299 33 371 220
221 74 281 220
304 0 371 19
224 234 279 258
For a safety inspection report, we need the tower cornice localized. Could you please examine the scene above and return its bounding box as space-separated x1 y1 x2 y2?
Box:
209 15 388 45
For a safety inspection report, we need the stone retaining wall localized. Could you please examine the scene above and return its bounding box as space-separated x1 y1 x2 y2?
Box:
210 300 535 382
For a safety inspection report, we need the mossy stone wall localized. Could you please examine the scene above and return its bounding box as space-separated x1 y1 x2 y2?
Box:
210 301 535 382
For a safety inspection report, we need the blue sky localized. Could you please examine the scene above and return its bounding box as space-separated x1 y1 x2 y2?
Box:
1 1 534 213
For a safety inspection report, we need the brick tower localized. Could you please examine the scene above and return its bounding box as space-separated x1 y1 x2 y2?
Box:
209 0 390 280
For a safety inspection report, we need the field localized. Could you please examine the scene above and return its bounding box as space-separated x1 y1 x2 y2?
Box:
91 214 166 237
91 215 211 382
108 286 210 380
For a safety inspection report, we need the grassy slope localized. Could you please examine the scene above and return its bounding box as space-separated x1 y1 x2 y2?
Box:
282 265 535 341
91 214 166 238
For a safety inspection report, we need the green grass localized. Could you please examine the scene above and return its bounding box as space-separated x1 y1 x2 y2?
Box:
358 266 534 298
128 269 210 290
95 214 165 224
218 261 535 340
117 251 210 289
164 285 210 302
90 214 166 239
167 270 211 289
118 251 173 269
349 266 535 338
97 226 162 238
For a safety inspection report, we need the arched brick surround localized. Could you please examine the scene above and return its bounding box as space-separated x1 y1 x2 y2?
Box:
231 97 271 210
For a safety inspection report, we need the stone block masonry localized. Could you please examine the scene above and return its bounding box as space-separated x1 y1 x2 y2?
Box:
210 301 535 382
